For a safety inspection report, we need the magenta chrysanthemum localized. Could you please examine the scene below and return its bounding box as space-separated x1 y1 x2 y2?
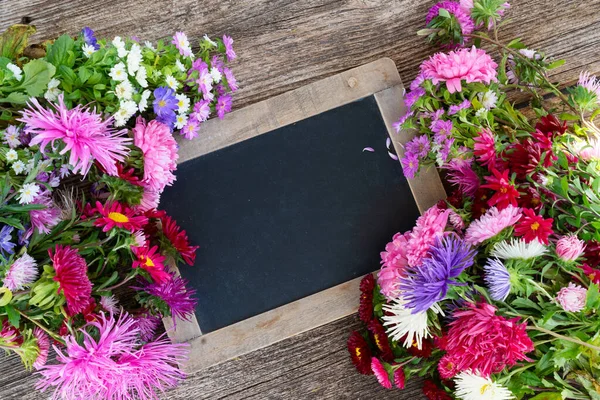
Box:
135 312 162 342
444 158 480 197
49 245 93 316
3 253 37 291
464 205 521 245
473 128 498 168
132 117 179 193
19 95 131 176
426 1 475 37
33 327 50 370
37 312 188 400
29 191 61 235
139 274 197 323
421 46 498 93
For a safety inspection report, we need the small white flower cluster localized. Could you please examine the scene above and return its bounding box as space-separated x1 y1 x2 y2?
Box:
174 93 191 129
2 137 28 175
18 182 40 204
82 43 96 58
6 63 22 81
44 78 62 102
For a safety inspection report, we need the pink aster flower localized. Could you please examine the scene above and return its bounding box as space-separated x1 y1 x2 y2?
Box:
464 205 521 245
426 1 475 37
420 47 498 93
3 253 38 291
378 232 410 299
556 283 587 312
172 31 192 57
473 128 497 168
405 205 450 267
371 358 392 389
99 295 120 315
556 235 586 262
19 95 131 176
136 189 161 212
223 35 236 61
132 117 178 193
192 100 211 122
444 158 480 197
578 71 600 99
49 245 93 316
37 312 188 400
33 327 50 370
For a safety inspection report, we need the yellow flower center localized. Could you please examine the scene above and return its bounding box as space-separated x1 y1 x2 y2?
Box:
374 335 384 351
500 187 507 193
144 256 155 268
159 100 166 108
355 347 361 358
108 212 129 223
480 384 490 394
531 221 540 231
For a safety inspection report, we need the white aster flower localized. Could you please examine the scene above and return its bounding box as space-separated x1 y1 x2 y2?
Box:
112 36 128 58
24 158 35 173
12 160 25 174
475 108 487 119
109 62 127 82
114 80 134 100
59 164 71 179
113 100 138 127
5 149 18 163
381 298 442 350
165 75 178 90
144 41 155 51
127 43 142 74
135 66 148 88
175 59 186 72
82 43 96 57
6 63 22 81
18 183 40 204
203 34 217 47
132 231 147 248
454 371 514 400
478 90 498 110
44 78 62 102
3 126 21 148
210 67 222 83
491 238 547 260
175 93 190 113
138 89 151 112
174 114 188 130
99 295 120 314
518 48 538 60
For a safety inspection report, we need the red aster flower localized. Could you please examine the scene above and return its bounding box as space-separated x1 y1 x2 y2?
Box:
583 240 600 267
408 337 433 358
368 319 394 362
481 168 519 209
358 274 375 324
132 245 171 284
518 187 542 212
94 201 149 233
505 140 540 178
531 130 557 167
471 187 491 219
50 245 93 316
422 380 452 400
116 163 142 186
394 368 406 389
535 114 567 137
81 298 98 323
581 263 600 284
514 208 554 245
347 331 373 375
161 215 199 266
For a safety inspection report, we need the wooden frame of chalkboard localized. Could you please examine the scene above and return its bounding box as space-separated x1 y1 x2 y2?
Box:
163 58 446 372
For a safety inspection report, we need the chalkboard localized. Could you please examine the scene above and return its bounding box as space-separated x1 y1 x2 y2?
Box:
161 95 420 333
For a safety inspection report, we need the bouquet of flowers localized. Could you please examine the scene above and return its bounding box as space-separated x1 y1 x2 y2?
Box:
348 1 600 398
0 24 237 399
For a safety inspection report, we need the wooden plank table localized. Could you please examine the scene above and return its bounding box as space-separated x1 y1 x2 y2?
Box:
1 0 599 398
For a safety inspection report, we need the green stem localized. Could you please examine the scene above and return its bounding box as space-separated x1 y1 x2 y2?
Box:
103 272 137 292
17 309 65 344
528 325 600 353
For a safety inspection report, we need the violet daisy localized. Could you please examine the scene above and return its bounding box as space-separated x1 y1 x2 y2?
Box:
404 87 426 109
405 135 431 159
81 27 99 50
222 35 236 61
152 87 178 118
29 191 61 235
139 274 197 323
223 67 238 91
172 31 192 57
448 99 471 115
426 1 475 38
19 96 131 176
0 225 16 255
400 236 476 313
216 94 233 119
430 119 453 144
484 258 511 301
401 152 419 179
3 253 38 291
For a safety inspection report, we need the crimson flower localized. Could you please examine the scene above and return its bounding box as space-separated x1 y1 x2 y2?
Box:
535 114 567 137
514 208 554 244
132 245 170 284
581 264 600 284
358 274 375 324
423 380 452 400
161 215 199 266
367 319 394 362
347 331 373 375
481 168 519 209
583 240 600 267
95 202 148 233
407 337 433 358
50 245 93 316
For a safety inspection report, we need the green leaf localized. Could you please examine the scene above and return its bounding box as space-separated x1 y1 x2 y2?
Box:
586 283 600 310
529 393 562 400
4 304 20 328
58 65 77 85
0 24 36 59
0 91 29 104
17 59 56 97
559 113 579 121
438 8 451 18
0 288 12 306
45 34 75 67
547 59 565 70
78 66 91 84
0 216 25 230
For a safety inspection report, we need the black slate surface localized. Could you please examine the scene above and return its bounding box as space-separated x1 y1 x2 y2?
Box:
160 95 420 333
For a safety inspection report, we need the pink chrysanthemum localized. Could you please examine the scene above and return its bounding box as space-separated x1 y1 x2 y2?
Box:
378 232 410 299
33 327 50 370
556 235 585 262
172 32 192 57
19 95 131 176
136 189 161 213
49 245 93 316
556 283 587 312
405 205 450 267
29 192 61 235
444 158 480 197
420 46 498 93
132 117 179 193
464 205 521 245
3 253 38 291
37 312 188 400
371 358 392 389
473 128 498 169
438 302 533 378
426 1 475 37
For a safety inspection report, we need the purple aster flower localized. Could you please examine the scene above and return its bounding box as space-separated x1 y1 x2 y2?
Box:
426 108 445 121
135 312 161 342
437 136 455 164
215 84 227 97
426 1 475 37
448 99 471 115
405 135 431 159
17 226 29 247
81 27 100 50
400 236 476 313
19 128 32 146
404 87 426 109
410 72 426 91
484 258 511 301
211 55 225 73
0 225 15 255
153 87 178 118
192 100 211 122
172 32 192 57
223 67 238 91
3 253 38 291
181 118 201 140
36 171 49 183
29 191 61 235
430 119 453 142
139 275 197 323
156 112 177 131
191 59 208 73
216 95 233 119
393 111 414 132
222 35 236 61
401 152 419 179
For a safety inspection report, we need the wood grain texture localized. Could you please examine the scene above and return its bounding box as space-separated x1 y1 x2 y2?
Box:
0 0 598 399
